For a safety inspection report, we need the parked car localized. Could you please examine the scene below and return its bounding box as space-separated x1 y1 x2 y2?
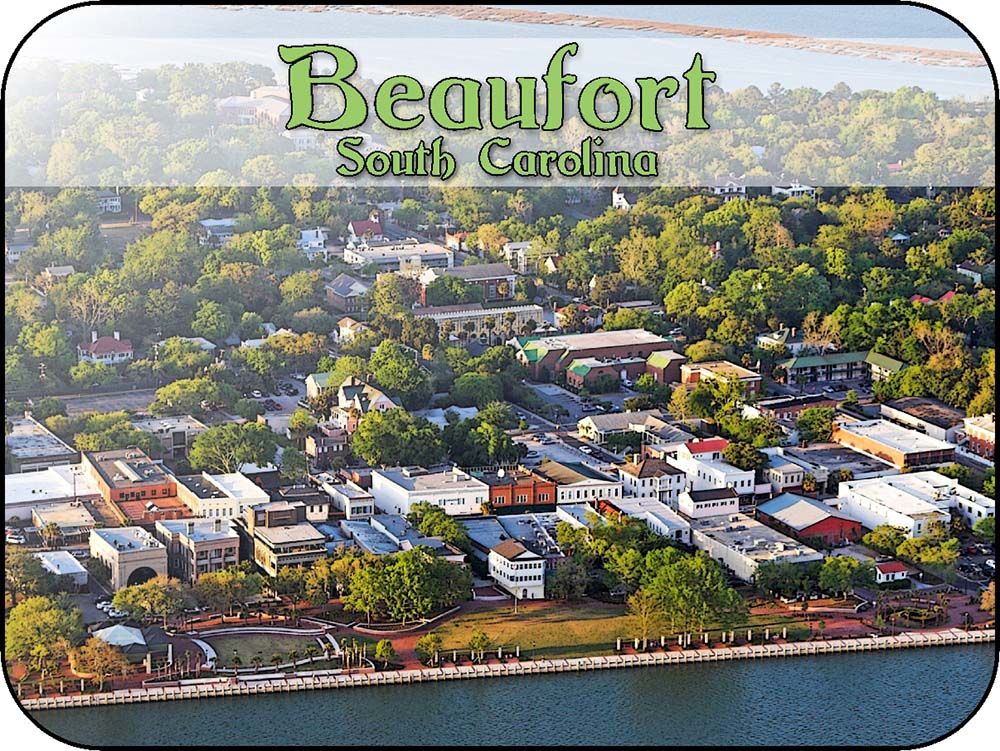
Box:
5 533 26 545
251 390 264 399
107 608 128 619
96 600 112 611
579 446 593 454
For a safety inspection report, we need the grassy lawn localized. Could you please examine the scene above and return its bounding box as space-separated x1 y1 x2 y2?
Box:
205 633 324 666
434 601 815 660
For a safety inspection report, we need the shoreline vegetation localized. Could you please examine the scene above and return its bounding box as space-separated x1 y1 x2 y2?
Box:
22 628 995 712
204 4 986 69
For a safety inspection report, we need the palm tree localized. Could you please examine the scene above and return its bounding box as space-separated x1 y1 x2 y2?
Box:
288 649 300 666
250 654 263 673
231 651 242 676
304 644 320 663
270 653 284 670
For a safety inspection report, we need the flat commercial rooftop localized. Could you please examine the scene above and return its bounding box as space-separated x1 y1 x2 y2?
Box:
156 519 239 543
340 519 398 556
375 466 488 493
783 443 896 476
92 526 165 551
523 328 671 353
5 465 102 506
840 471 994 516
883 397 965 430
835 420 954 454
5 417 76 460
33 502 97 530
690 513 822 564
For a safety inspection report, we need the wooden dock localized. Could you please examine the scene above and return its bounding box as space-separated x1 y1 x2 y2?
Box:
23 628 994 712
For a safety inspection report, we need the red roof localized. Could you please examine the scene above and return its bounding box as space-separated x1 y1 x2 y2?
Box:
685 437 729 454
876 561 908 574
937 290 956 303
81 336 133 355
910 294 933 305
349 219 382 236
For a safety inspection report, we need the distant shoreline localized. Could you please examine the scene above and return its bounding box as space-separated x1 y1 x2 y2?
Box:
201 4 986 68
22 627 995 712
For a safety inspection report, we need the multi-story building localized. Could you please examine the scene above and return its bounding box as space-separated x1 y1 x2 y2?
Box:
296 227 332 262
130 415 208 460
565 356 647 391
680 360 762 394
600 497 691 544
476 468 558 515
766 443 897 486
344 241 453 271
532 460 623 504
5 415 78 472
678 487 741 519
371 465 491 516
838 471 992 535
964 414 995 460
513 329 678 381
770 182 816 199
324 273 371 313
644 350 689 385
617 458 686 509
318 477 376 520
880 397 966 444
832 419 955 470
414 302 544 343
89 527 168 590
154 518 240 584
174 471 270 519
488 539 546 600
235 501 327 577
197 218 237 246
777 351 905 386
82 449 181 525
95 189 122 214
747 394 839 423
305 424 351 469
418 263 518 305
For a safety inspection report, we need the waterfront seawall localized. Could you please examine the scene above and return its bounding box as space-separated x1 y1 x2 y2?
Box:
22 628 995 712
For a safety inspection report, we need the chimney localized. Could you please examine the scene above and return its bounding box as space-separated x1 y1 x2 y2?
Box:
91 331 98 343
113 331 121 341
790 327 797 338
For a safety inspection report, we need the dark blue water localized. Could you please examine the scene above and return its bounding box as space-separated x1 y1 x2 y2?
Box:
30 646 996 747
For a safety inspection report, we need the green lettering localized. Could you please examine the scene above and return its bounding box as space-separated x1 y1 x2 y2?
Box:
278 44 368 130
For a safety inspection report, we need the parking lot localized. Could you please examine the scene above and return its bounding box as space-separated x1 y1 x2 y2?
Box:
247 379 305 435
514 431 618 471
524 382 630 426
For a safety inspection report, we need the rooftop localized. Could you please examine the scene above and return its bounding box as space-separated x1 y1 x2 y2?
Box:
835 420 955 455
340 519 399 556
431 262 516 281
84 449 172 489
782 443 897 476
414 302 544 319
131 415 208 434
176 472 267 501
5 417 77 460
690 512 822 565
883 397 966 429
254 522 327 546
684 360 760 380
5 464 101 506
326 273 371 298
619 458 684 479
578 409 668 433
92 526 165 552
348 241 450 260
534 460 618 485
156 518 239 543
756 493 858 532
375 466 489 494
490 539 538 561
32 502 97 530
519 329 672 359
841 471 993 515
35 551 88 577
964 413 995 434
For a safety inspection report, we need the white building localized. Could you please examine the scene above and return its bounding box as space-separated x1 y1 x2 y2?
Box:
875 560 909 585
130 415 208 460
175 472 270 519
533 460 623 505
90 527 168 590
77 331 133 366
488 539 546 600
4 464 101 522
612 497 691 545
678 487 741 519
617 458 686 509
771 182 816 199
710 181 746 202
35 551 89 588
198 218 237 246
96 190 122 214
371 466 490 516
297 227 332 261
671 449 756 497
344 241 453 272
318 477 376 520
689 512 824 582
834 472 986 538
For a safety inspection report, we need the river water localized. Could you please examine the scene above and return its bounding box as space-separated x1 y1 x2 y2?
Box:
31 645 996 747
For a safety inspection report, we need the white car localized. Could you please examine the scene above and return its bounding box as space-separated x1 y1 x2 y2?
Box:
107 608 128 619
5 534 26 545
97 601 113 612
251 389 264 398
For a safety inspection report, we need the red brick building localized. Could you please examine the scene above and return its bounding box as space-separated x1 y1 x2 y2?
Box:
82 448 186 527
477 468 558 515
756 493 862 547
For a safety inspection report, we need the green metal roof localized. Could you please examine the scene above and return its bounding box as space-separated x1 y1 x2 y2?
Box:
779 351 868 369
647 350 685 369
567 360 593 377
864 351 906 372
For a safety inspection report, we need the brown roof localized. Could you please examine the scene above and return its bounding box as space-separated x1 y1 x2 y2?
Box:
620 458 684 479
490 539 534 560
81 336 133 355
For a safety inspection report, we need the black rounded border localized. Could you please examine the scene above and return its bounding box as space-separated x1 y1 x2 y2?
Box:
1 1 997 750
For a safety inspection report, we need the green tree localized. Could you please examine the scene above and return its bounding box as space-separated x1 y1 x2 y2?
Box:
374 639 397 669
796 407 836 444
415 631 443 664
626 589 663 649
353 408 445 467
5 596 84 671
189 422 277 473
861 525 907 556
112 575 185 626
5 548 57 605
722 442 767 473
72 637 131 690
